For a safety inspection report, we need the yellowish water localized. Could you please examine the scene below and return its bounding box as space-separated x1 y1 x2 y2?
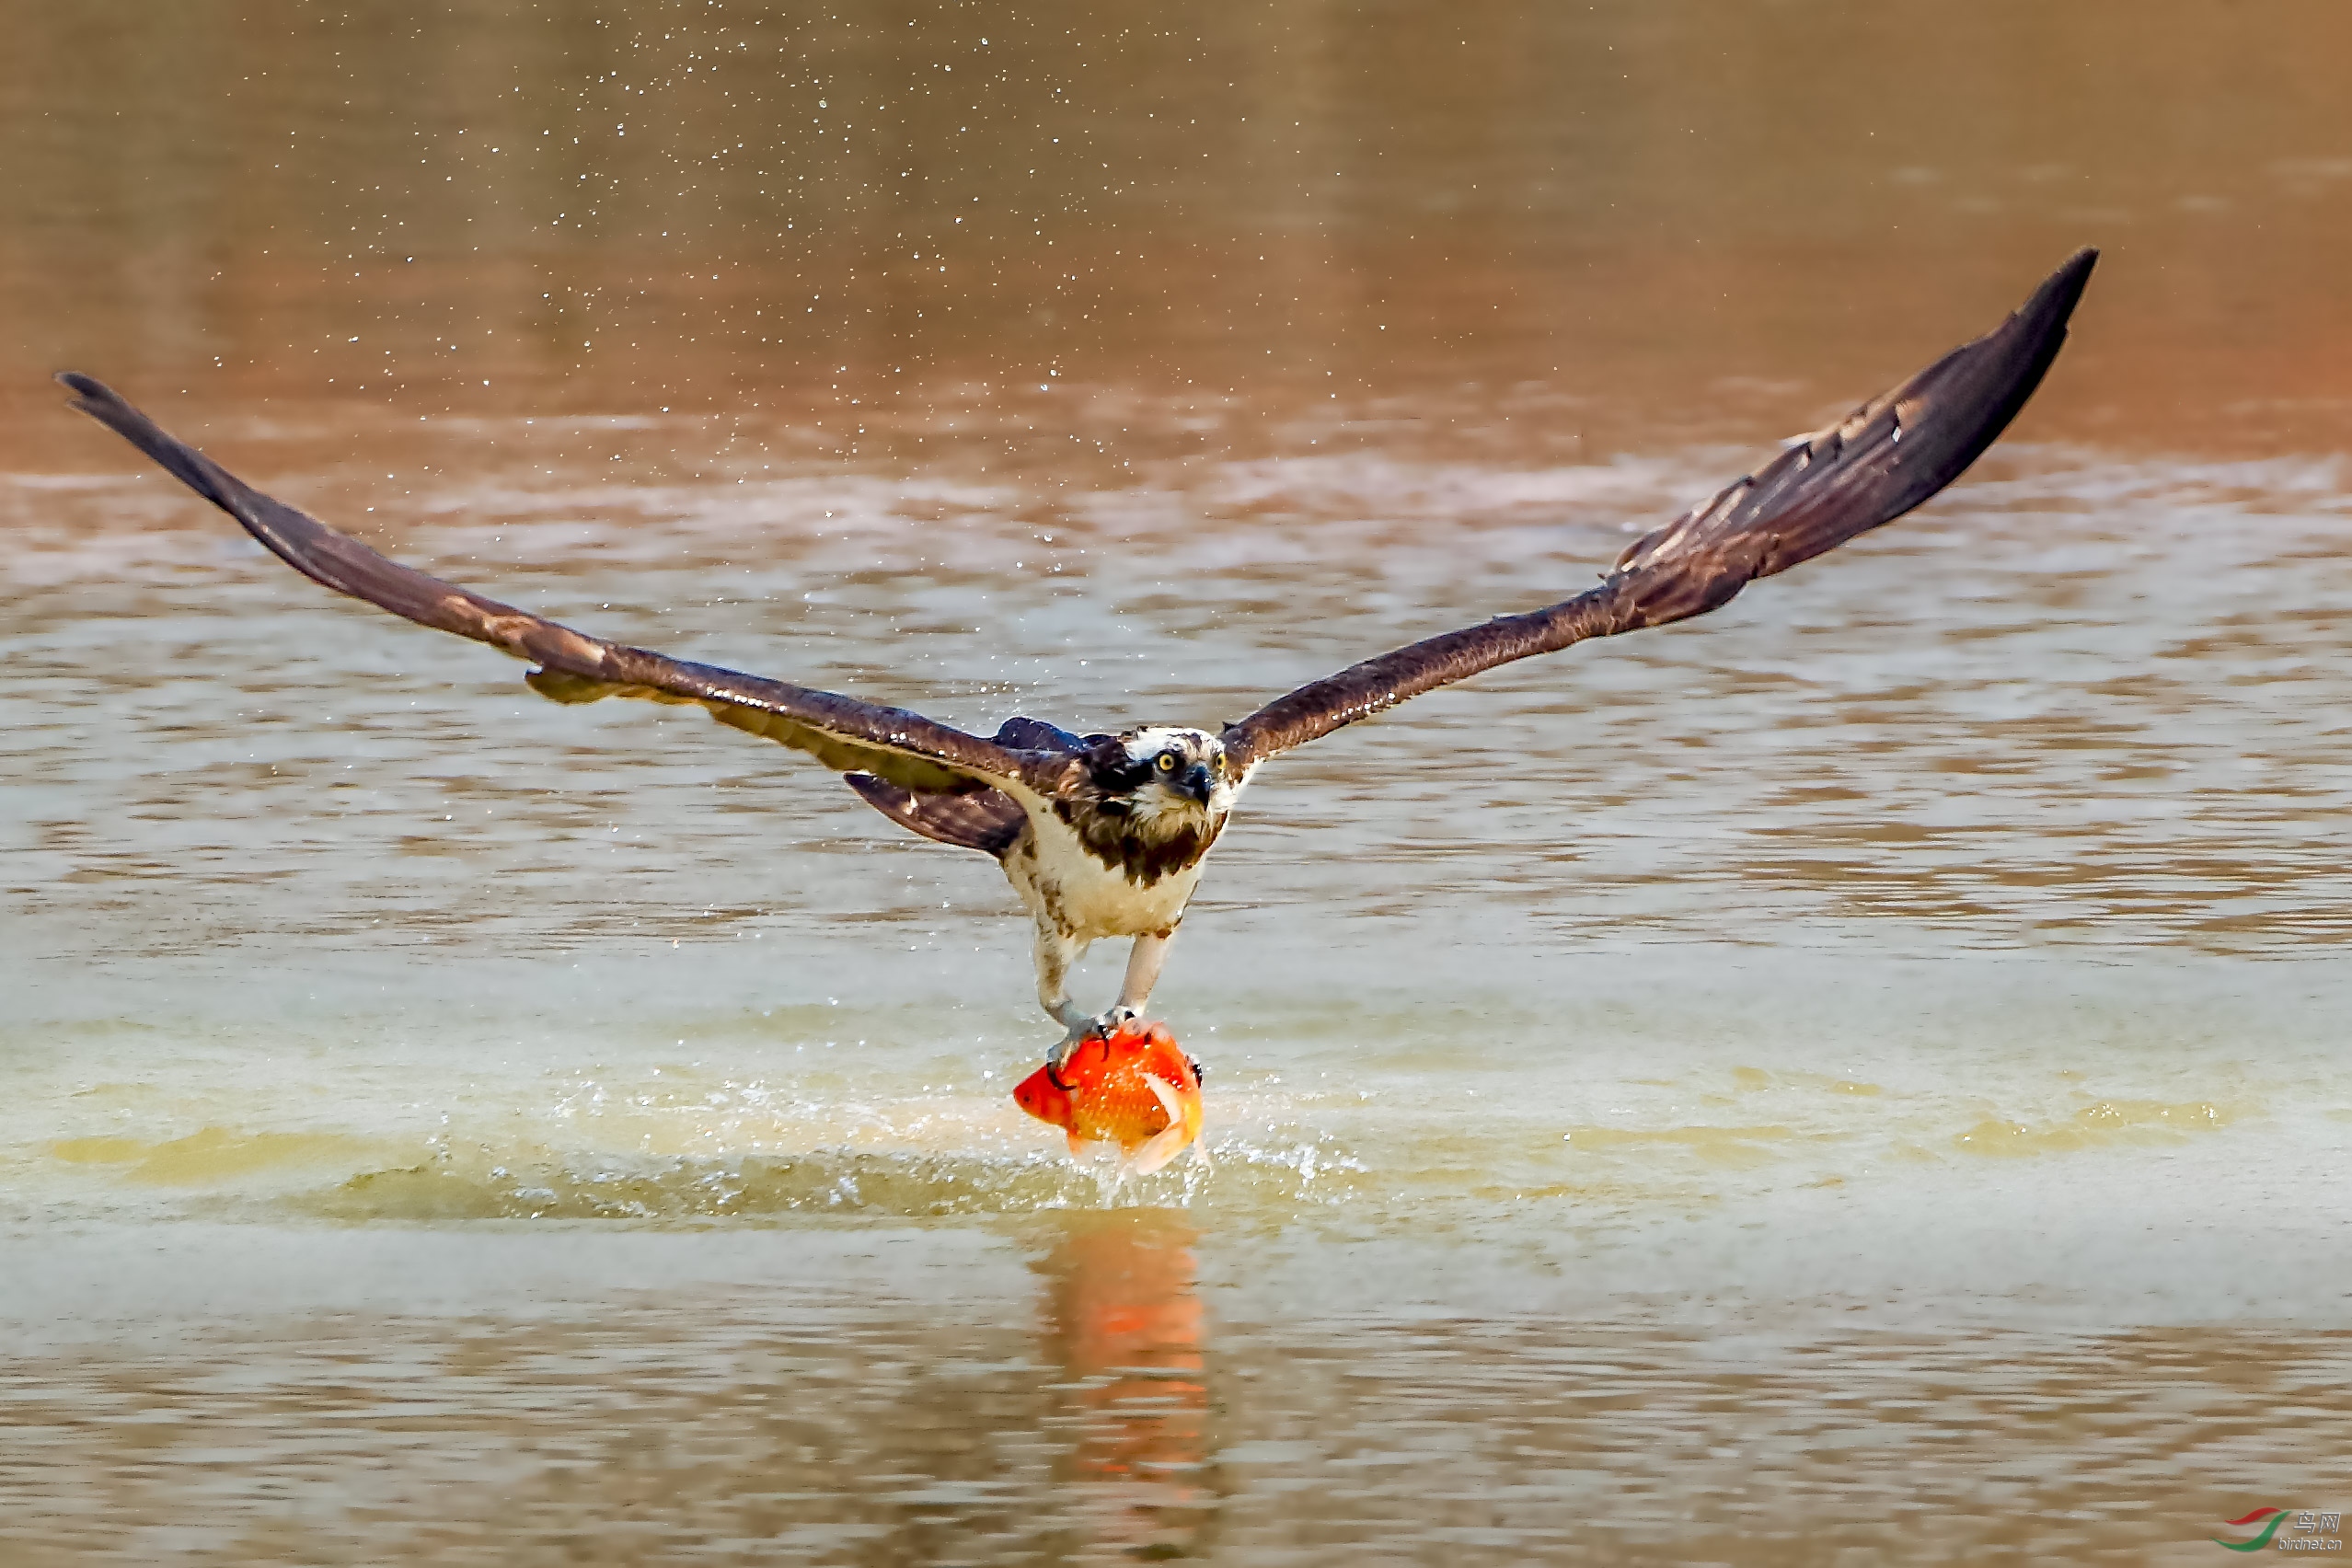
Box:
6 1 2352 1562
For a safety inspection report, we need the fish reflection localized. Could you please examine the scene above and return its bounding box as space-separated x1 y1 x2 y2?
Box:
1035 1211 1218 1557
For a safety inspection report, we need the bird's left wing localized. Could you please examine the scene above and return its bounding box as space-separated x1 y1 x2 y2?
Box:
58 374 1079 801
1220 248 2096 772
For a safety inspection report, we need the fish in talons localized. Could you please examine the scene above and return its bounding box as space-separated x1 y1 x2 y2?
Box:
1013 1019 1208 1179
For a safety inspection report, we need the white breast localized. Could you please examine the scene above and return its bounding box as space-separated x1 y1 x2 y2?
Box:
1001 808 1207 939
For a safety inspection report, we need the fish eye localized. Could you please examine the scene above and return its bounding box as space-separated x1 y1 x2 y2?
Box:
1156 752 1178 773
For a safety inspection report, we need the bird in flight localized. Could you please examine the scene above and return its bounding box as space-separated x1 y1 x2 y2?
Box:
61 248 2093 1062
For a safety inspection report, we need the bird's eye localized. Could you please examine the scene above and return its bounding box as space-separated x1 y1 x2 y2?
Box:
1156 753 1178 773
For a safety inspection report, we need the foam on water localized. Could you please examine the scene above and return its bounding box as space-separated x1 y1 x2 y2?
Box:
5 937 2337 1286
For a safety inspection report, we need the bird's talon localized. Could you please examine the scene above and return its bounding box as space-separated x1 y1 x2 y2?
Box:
1045 1007 1147 1070
1049 1013 1113 1061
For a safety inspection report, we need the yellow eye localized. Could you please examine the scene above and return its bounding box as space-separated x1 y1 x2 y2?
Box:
1156 753 1179 773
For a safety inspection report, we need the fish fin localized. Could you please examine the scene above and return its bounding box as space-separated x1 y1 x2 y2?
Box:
1122 1076 1194 1177
1123 1123 1192 1179
1066 1132 1090 1159
1145 1073 1185 1123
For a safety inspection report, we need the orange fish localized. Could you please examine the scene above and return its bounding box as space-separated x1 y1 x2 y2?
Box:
1012 1020 1206 1176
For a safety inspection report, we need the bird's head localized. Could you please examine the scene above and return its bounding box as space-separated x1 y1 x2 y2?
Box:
1083 727 1235 834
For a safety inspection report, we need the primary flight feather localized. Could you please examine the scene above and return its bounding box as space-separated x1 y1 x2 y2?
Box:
60 248 2094 1061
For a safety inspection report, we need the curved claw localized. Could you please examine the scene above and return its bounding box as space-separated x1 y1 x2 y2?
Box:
1045 1006 1141 1068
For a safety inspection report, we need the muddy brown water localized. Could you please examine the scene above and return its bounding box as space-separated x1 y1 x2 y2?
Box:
4 2 2351 1562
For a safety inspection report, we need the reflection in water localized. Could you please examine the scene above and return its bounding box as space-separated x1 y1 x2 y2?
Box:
2 1226 2349 1564
1036 1211 1217 1561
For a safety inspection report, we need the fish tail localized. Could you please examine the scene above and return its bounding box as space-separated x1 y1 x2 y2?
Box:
1123 1122 1193 1178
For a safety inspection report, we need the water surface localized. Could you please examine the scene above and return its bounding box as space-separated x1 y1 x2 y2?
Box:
5 2 2351 1562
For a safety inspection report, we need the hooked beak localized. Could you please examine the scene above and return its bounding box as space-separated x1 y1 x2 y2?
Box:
1179 764 1214 805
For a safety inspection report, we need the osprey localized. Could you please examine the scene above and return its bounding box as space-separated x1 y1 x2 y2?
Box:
60 248 2093 1062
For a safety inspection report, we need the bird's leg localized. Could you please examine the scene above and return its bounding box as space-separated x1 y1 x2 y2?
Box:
1075 930 1173 1049
1034 924 1096 1064
1106 926 1177 1033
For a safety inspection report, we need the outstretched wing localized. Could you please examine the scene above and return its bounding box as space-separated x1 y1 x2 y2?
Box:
1220 248 2097 771
839 714 1083 856
844 774 1029 856
58 374 1078 801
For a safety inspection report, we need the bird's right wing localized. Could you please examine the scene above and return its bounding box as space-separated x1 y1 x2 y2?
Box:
1219 248 2097 771
59 374 1083 801
844 773 1030 856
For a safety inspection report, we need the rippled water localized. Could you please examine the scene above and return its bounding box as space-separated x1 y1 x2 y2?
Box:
6 1 2352 1562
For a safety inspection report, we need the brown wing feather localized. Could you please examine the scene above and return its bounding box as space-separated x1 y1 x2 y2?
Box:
844 716 1078 854
844 774 1028 856
57 374 1079 800
1220 248 2097 770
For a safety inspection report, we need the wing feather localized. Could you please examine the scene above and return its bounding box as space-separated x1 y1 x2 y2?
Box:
1220 248 2096 770
843 774 1028 856
58 374 1077 800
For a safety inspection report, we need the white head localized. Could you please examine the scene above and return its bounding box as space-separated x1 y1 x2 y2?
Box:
1097 726 1239 830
